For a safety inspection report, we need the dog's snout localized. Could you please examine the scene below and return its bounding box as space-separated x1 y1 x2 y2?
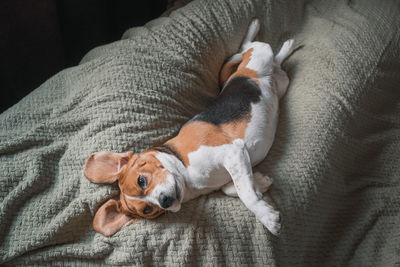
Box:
159 193 175 209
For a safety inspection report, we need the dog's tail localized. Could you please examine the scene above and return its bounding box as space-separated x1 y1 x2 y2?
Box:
275 39 295 65
241 18 260 50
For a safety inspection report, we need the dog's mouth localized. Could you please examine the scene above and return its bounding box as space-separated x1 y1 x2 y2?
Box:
164 183 182 213
175 182 181 203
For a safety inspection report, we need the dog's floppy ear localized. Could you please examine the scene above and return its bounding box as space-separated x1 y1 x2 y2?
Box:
93 199 140 236
84 151 135 183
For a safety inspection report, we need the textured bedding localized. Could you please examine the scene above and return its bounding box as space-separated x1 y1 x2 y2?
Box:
1 0 400 265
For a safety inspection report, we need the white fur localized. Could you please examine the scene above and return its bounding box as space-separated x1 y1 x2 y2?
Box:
275 39 295 65
241 19 260 47
124 193 158 205
222 172 274 198
154 153 186 211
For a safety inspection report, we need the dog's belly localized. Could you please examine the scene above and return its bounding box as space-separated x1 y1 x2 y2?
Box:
244 88 279 166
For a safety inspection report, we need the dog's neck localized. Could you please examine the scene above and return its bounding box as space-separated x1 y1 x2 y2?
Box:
152 143 185 166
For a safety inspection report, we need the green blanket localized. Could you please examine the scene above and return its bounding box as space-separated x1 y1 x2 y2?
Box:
1 0 399 265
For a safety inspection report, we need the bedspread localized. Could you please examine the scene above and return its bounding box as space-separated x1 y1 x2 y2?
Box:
1 0 399 265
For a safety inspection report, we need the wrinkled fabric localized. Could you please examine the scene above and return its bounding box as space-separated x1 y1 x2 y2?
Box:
1 0 399 265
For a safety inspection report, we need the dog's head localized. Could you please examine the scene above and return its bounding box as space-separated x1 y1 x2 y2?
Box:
84 150 184 236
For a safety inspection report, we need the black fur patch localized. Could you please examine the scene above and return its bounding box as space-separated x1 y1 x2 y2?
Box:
190 76 261 125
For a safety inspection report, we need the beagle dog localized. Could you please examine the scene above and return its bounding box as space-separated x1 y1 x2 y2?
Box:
84 19 294 237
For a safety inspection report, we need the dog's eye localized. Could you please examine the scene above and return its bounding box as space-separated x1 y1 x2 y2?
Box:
143 205 153 214
137 175 147 189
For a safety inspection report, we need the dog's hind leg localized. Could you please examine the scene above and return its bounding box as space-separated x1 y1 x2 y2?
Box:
219 18 261 88
219 53 242 87
241 18 260 51
275 39 295 65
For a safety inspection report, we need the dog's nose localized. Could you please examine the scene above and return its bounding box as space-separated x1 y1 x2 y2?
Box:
159 193 175 209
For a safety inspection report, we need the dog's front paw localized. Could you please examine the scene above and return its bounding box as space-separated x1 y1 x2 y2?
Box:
258 208 281 236
253 172 273 196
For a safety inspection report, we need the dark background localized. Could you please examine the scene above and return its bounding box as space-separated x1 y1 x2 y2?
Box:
0 0 168 113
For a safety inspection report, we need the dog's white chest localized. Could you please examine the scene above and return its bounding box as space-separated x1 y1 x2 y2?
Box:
183 145 233 200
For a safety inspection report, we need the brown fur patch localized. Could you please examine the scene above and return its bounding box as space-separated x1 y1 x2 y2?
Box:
219 59 240 86
229 48 259 85
166 120 248 166
120 194 164 219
